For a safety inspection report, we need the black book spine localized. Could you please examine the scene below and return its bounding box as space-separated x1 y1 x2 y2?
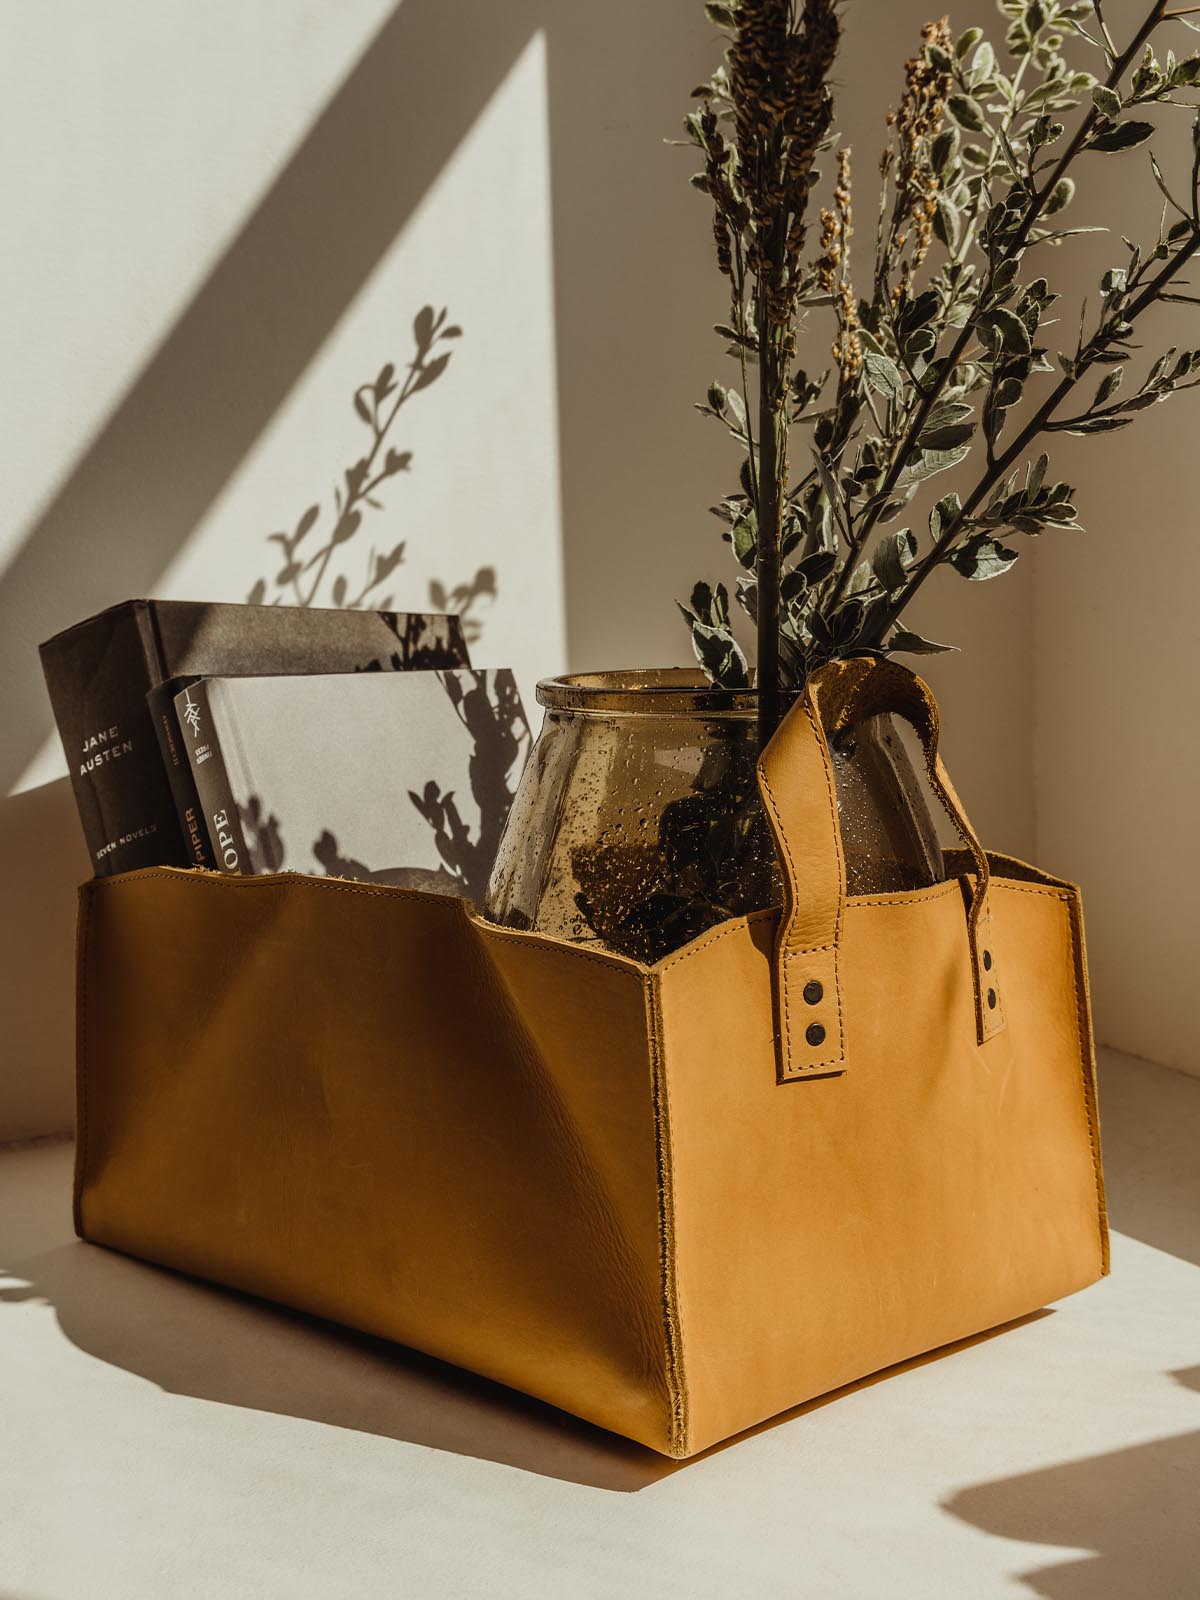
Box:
175 680 252 875
38 601 187 875
146 678 214 870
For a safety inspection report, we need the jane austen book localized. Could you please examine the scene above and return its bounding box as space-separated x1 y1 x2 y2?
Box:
39 599 469 876
175 669 531 902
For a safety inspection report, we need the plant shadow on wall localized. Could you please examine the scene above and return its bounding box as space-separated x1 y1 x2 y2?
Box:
247 304 496 645
236 671 529 903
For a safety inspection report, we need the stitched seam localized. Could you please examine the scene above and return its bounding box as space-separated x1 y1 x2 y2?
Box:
757 695 843 1076
844 883 961 911
1062 893 1109 1274
73 886 91 1240
780 946 845 1073
988 881 1072 903
645 974 688 1456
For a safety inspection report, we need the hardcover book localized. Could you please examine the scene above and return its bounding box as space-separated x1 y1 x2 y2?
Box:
175 668 531 902
39 599 469 876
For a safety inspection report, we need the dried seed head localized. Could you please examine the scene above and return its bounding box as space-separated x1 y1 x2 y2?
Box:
881 17 953 300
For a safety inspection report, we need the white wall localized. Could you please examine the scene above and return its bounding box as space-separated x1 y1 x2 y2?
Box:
17 0 1189 1135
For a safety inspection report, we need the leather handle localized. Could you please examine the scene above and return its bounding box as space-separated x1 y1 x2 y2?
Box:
757 657 1004 1083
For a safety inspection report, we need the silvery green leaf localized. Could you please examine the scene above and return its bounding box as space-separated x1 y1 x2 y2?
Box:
929 492 962 541
948 94 986 132
829 598 867 645
933 194 962 251
1063 415 1133 434
1095 366 1124 405
985 306 1033 355
1028 452 1048 497
950 536 1020 580
888 628 959 655
900 444 971 484
731 516 756 568
871 530 918 592
919 421 975 451
847 562 882 597
924 400 974 432
955 26 983 58
1044 177 1075 215
970 41 996 86
863 351 905 403
1091 86 1122 119
735 574 758 623
931 128 957 174
797 549 838 584
1088 120 1155 154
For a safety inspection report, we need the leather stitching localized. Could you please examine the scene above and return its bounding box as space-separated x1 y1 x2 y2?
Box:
844 883 961 911
988 881 1072 903
757 694 845 1076
645 974 688 1456
780 945 845 1075
73 885 91 1240
1061 893 1110 1276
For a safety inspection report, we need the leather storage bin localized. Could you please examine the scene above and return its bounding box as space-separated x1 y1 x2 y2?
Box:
73 662 1108 1458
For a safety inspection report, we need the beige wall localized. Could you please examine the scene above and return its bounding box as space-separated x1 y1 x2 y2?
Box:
5 0 1192 1135
1029 0 1200 1074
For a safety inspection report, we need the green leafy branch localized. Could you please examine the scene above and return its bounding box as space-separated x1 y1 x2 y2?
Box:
683 0 1200 705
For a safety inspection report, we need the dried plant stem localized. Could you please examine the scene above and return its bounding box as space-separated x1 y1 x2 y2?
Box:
757 216 787 744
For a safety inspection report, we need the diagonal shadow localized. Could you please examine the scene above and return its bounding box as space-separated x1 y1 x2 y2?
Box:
944 1367 1200 1600
1 0 541 795
0 0 718 1143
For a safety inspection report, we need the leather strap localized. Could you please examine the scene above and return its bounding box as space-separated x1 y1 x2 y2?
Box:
757 657 1005 1083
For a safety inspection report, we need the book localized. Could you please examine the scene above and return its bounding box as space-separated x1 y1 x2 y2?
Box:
39 600 469 877
175 668 531 901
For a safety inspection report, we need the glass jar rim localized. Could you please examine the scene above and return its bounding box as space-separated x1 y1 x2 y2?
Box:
536 668 761 718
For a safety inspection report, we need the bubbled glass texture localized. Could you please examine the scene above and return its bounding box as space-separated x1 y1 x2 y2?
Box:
484 670 943 965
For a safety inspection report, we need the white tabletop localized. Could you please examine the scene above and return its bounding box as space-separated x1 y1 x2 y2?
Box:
2 1048 1197 1600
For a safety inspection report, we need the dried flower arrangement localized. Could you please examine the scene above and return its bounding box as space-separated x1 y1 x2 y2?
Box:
683 0 1200 743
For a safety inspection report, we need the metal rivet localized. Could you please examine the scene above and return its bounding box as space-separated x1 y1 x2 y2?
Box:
803 979 823 1005
805 1022 826 1047
983 949 993 971
987 988 997 1010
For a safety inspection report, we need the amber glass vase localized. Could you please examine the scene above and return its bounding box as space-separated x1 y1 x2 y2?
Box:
483 670 943 964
